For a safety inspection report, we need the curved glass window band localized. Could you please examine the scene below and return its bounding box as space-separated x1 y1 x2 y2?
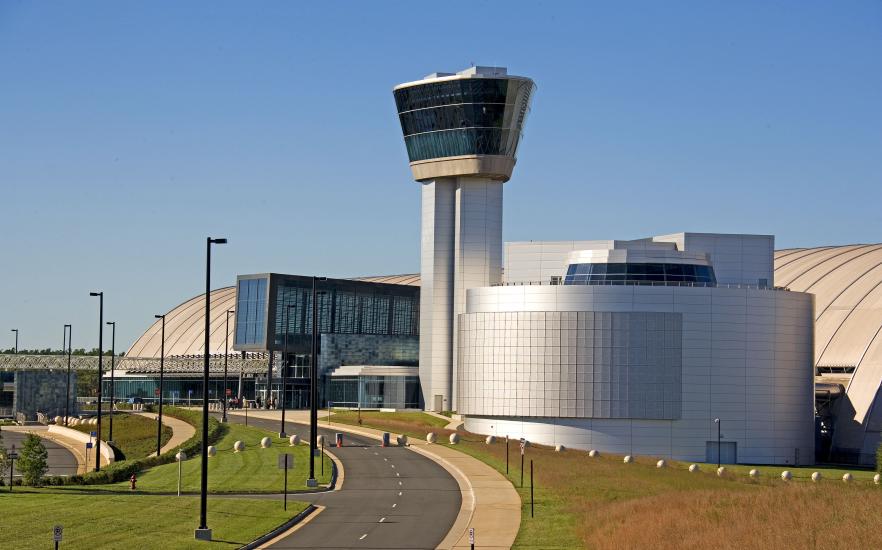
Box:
404 128 511 162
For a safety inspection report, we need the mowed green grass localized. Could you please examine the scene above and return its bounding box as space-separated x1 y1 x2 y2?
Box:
0 492 306 549
71 413 172 460
59 422 332 493
329 411 882 550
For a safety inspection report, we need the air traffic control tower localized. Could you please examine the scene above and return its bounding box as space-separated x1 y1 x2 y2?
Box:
393 66 535 411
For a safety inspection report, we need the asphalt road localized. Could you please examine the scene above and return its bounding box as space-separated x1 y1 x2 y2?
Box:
218 413 461 550
1 429 79 478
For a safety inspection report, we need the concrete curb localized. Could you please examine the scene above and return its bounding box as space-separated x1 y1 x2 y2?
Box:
240 505 320 550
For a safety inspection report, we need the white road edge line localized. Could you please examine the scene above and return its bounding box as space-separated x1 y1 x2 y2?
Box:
380 517 386 523
359 534 367 540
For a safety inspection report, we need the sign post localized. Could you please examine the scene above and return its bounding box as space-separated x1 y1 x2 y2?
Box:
505 435 509 475
278 453 293 510
8 445 17 492
530 459 534 518
53 525 63 549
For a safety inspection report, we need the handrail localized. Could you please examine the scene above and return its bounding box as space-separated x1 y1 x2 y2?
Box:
492 280 789 290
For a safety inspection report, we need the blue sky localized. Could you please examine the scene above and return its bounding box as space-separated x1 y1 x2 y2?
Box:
1 1 880 350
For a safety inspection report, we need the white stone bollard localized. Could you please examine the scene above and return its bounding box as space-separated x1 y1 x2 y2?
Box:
207 446 217 457
426 432 437 444
656 459 666 468
623 455 633 464
91 418 98 426
781 470 792 481
289 435 300 446
842 473 853 483
449 433 460 444
811 472 822 482
485 435 496 445
555 445 565 452
233 440 245 452
874 473 881 485
54 416 62 424
717 467 727 476
749 469 760 479
260 437 271 449
397 434 408 446
176 451 187 461
588 450 599 458
688 464 700 473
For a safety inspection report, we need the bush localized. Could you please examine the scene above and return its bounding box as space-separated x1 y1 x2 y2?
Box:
877 441 882 472
51 406 224 486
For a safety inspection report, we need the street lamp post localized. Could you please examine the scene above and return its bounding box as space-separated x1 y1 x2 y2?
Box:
89 291 104 472
196 237 226 542
280 304 295 438
714 418 721 468
307 276 326 487
222 309 234 423
155 315 166 456
107 321 116 443
63 325 72 426
10 329 18 354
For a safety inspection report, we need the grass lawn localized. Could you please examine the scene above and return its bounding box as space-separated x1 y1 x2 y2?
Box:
57 421 332 494
0 492 307 549
329 410 882 550
71 413 172 460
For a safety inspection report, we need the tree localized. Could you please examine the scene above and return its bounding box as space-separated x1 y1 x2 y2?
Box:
17 433 48 486
0 430 8 482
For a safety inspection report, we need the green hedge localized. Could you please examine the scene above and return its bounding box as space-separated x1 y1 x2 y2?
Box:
877 441 882 472
47 407 224 486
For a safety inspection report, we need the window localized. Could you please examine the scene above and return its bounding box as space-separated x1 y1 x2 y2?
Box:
563 263 717 286
235 277 268 347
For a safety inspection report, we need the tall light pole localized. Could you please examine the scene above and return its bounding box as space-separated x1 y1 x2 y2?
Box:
63 325 72 426
223 309 234 423
307 276 326 487
89 291 104 472
106 321 116 443
714 418 721 468
10 329 18 354
155 314 165 456
197 237 226 542
280 304 295 438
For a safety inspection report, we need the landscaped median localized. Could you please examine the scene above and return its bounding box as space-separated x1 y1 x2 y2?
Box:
327 410 882 550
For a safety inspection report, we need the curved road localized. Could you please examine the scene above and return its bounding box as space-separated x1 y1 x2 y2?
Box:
2 429 79 477
219 413 461 550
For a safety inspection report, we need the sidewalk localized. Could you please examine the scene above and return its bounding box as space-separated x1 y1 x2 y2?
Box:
137 412 196 456
230 409 520 550
424 410 465 431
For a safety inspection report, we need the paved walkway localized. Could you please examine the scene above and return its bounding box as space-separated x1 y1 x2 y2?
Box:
137 412 196 456
423 411 465 431
232 410 521 550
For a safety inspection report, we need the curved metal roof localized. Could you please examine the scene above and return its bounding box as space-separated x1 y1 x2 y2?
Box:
351 273 421 286
775 244 882 461
125 287 237 358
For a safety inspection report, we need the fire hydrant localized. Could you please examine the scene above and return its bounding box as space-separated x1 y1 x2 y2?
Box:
130 474 137 491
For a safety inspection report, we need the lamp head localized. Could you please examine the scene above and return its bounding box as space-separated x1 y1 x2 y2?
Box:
210 237 228 244
155 314 164 320
89 292 102 297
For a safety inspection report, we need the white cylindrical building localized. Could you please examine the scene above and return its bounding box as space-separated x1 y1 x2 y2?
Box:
393 66 534 411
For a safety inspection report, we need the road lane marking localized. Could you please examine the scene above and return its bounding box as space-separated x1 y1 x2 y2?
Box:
384 458 388 461
390 464 395 468
359 534 367 540
398 491 402 496
393 503 397 508
396 472 400 477
379 517 386 523
398 481 402 485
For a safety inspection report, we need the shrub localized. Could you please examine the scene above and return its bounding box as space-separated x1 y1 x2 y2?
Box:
17 433 49 486
877 441 882 472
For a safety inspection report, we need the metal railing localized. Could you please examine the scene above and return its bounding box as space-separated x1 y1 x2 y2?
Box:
493 280 788 291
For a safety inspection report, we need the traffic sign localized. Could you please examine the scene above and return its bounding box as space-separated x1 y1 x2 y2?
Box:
53 525 63 542
86 442 93 449
90 431 97 438
277 453 293 470
469 527 475 544
7 451 18 459
519 438 527 455
154 388 161 396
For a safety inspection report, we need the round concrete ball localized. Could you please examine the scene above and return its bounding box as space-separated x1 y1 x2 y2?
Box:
233 440 244 452
260 437 271 449
717 467 726 476
688 464 699 473
623 455 633 464
91 418 98 426
588 450 599 458
555 445 565 452
811 472 821 482
426 432 437 444
781 470 792 481
54 416 62 424
874 473 881 485
317 435 326 447
449 433 460 445
397 434 408 446
485 435 496 445
289 435 300 446
749 469 760 479
207 445 217 458
842 473 853 483
656 459 666 468
176 451 187 461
